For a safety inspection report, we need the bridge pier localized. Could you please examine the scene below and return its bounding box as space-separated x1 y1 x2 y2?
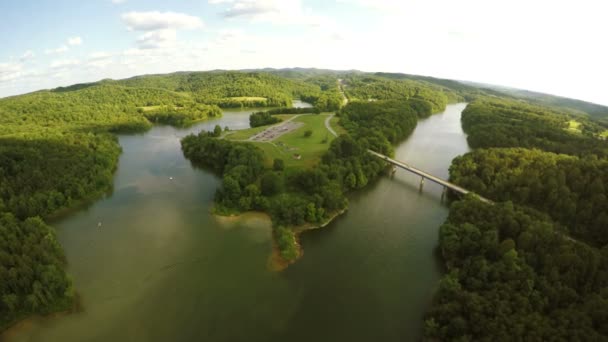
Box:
368 149 493 204
388 165 397 177
441 186 447 201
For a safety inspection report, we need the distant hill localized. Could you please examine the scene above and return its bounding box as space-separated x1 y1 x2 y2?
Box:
460 81 608 121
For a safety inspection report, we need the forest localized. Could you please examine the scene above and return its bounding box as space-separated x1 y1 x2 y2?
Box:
0 213 76 330
425 96 608 340
461 99 608 157
424 197 608 340
249 111 282 128
449 148 608 246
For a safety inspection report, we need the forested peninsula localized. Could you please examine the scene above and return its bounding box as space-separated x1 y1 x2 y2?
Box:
181 73 457 266
2 68 608 338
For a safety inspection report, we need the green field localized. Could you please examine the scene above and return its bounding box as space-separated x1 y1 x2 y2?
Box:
566 119 582 134
227 96 267 101
601 130 608 139
138 105 181 112
228 114 337 169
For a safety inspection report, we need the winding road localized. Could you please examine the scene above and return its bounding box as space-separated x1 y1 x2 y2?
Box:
325 114 338 137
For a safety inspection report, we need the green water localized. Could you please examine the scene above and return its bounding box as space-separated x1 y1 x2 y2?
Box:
3 103 469 342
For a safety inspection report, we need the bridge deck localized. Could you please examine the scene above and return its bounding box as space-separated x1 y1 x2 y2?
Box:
367 150 492 204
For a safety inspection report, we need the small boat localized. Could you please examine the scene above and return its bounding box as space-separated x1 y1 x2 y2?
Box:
169 177 174 180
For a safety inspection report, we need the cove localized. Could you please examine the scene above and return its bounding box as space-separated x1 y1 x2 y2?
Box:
2 103 469 342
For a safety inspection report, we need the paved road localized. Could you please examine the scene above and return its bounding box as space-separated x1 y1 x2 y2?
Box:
325 114 338 137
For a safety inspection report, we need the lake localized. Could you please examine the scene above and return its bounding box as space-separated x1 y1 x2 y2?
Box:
2 103 470 342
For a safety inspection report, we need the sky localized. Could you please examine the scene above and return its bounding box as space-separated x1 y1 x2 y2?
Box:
1 0 607 105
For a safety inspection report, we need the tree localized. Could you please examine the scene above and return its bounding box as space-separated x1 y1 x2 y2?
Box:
260 172 283 196
273 158 285 171
213 125 222 137
304 130 313 137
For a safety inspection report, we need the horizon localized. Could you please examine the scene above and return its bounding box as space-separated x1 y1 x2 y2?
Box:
1 0 607 106
6 67 608 108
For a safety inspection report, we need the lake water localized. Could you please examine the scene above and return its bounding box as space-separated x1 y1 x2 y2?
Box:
2 103 469 342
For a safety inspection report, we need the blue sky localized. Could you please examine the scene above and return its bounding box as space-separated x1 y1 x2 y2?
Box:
1 0 607 105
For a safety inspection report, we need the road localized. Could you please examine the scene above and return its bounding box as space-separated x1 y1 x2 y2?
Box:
325 114 338 137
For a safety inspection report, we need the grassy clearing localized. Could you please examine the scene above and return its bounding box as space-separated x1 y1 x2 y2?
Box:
566 119 582 134
228 114 335 169
137 105 180 112
601 130 608 139
263 114 336 169
227 96 267 101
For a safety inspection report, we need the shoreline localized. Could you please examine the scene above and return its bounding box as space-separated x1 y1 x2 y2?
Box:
213 207 348 272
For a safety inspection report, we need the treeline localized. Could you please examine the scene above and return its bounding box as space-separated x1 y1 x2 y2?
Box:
0 133 121 220
141 103 222 127
116 71 317 108
249 107 321 128
450 148 608 246
461 99 608 157
249 112 281 128
264 107 321 115
182 99 438 261
216 96 289 108
0 84 199 134
340 75 458 113
301 90 344 112
0 213 76 330
425 197 608 340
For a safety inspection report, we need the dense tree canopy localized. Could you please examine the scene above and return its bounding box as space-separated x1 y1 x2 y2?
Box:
340 75 458 113
0 133 120 220
426 96 608 340
0 213 75 330
249 111 281 128
461 99 608 157
425 197 608 341
450 148 608 247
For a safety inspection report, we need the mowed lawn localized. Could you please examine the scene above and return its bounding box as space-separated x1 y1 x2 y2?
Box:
228 114 337 170
226 96 267 101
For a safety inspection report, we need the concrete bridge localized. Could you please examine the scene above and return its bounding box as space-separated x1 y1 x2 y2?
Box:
367 149 493 204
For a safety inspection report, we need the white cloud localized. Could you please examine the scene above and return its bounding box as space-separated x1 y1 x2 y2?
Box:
51 59 80 69
211 0 313 23
0 62 24 82
67 36 82 46
45 45 69 55
20 50 35 62
121 11 203 31
111 0 126 4
89 52 112 60
136 29 177 49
